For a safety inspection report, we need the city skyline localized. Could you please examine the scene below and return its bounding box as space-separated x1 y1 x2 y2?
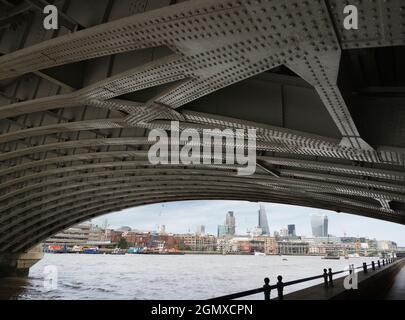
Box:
92 200 405 246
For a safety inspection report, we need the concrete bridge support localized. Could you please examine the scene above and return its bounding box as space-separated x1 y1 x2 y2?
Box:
0 245 43 277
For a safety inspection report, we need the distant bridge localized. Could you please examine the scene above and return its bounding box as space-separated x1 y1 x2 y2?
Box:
0 0 405 275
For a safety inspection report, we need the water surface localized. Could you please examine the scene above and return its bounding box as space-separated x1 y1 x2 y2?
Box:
0 254 378 299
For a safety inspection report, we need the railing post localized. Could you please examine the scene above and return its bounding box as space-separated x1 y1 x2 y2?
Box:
363 262 367 273
372 261 375 271
323 268 328 288
328 268 334 287
263 277 271 301
378 260 381 268
277 275 284 300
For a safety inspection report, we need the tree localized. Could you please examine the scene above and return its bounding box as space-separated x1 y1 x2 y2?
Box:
117 237 128 249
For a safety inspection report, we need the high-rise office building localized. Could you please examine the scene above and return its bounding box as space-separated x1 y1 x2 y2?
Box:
258 205 270 235
217 224 230 237
226 211 236 235
158 225 166 234
310 214 328 237
196 225 205 235
288 224 296 236
218 211 236 237
279 228 288 237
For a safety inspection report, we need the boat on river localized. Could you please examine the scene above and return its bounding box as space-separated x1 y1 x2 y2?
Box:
322 251 340 260
254 251 266 256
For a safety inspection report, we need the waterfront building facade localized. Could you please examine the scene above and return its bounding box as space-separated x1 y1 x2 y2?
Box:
277 241 309 255
378 240 397 251
44 223 91 246
303 236 341 244
176 234 217 251
254 236 278 254
43 222 400 257
88 225 107 243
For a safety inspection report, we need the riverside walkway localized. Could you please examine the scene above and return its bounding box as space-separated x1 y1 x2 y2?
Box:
385 265 405 300
210 258 405 300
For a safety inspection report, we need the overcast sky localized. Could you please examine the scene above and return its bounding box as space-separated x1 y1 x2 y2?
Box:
92 200 405 246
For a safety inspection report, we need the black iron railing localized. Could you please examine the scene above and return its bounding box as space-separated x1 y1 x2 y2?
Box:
209 257 400 300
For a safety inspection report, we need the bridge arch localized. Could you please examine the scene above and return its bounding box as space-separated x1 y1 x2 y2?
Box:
0 0 405 278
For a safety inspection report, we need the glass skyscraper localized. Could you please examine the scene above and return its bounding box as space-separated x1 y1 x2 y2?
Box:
217 211 235 237
258 205 270 235
225 211 235 235
310 214 328 237
288 224 296 236
217 224 230 237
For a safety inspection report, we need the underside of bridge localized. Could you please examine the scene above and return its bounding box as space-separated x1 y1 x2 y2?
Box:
0 0 405 274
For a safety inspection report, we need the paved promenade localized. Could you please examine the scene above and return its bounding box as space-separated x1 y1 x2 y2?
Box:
385 266 405 300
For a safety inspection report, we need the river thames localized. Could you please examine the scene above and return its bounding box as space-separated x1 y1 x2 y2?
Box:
0 254 378 300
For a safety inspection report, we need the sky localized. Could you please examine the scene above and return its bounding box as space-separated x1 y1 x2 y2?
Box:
91 200 405 246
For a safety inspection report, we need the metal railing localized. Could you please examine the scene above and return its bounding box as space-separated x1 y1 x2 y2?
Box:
209 257 400 300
